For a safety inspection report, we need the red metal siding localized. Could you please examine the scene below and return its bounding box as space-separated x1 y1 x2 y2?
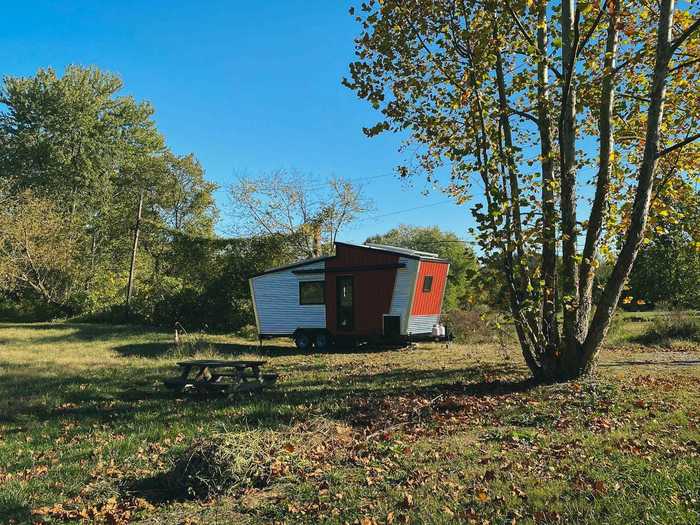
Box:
325 244 399 336
411 261 449 315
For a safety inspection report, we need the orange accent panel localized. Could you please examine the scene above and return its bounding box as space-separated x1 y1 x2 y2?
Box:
411 261 449 315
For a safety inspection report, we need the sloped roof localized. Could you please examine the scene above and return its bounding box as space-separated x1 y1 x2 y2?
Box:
362 242 441 259
250 255 332 277
336 241 446 261
251 241 448 278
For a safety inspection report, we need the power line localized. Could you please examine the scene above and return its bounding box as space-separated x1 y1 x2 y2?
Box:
304 172 396 192
364 200 455 220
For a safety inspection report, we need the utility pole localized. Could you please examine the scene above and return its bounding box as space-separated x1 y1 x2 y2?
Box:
125 190 144 320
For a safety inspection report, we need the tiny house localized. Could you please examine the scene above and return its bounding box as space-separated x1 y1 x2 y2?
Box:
249 242 450 349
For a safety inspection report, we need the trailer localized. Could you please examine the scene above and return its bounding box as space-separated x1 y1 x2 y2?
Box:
249 242 450 350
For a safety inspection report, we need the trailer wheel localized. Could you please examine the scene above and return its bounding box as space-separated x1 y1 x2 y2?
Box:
294 331 312 351
314 332 332 351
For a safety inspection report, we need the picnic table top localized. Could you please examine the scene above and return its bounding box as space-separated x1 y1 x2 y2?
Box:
176 359 267 368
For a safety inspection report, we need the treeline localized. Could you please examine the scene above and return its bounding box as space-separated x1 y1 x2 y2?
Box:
0 66 697 331
0 66 294 328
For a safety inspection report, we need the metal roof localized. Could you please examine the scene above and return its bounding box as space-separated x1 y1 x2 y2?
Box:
363 242 440 259
336 241 446 261
250 255 333 278
251 241 448 278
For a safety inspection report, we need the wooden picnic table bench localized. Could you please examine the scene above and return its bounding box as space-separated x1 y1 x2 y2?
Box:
163 359 278 395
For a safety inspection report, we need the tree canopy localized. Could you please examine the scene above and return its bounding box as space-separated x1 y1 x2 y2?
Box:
229 170 373 258
0 66 219 322
345 0 700 379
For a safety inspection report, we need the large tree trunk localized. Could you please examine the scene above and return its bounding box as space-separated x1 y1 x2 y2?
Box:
578 0 619 330
520 0 679 381
535 0 559 354
581 0 677 372
559 0 582 353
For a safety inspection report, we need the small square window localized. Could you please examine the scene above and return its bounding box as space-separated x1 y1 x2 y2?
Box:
299 281 325 305
422 276 433 293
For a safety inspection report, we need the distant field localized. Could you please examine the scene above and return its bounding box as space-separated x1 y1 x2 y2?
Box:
0 316 698 524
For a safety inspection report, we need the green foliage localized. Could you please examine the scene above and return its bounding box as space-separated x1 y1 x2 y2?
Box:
136 234 296 330
0 190 85 311
627 188 700 309
366 224 479 310
0 66 249 328
0 65 163 203
638 312 700 345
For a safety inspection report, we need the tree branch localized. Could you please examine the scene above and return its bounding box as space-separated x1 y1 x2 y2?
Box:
508 107 540 125
578 0 619 330
670 17 700 53
503 2 563 79
657 132 700 158
670 57 700 73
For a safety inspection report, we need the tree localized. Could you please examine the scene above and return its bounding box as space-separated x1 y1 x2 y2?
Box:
627 185 700 308
228 170 373 258
0 66 166 301
0 66 218 319
0 190 83 309
345 0 700 380
365 224 479 309
156 153 219 235
0 66 163 209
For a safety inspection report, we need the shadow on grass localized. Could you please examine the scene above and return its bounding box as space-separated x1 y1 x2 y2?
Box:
600 359 700 368
0 356 534 509
0 497 30 525
121 472 183 504
0 357 528 431
0 322 165 345
113 340 412 359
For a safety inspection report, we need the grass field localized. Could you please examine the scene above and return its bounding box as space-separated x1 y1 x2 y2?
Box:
0 313 699 524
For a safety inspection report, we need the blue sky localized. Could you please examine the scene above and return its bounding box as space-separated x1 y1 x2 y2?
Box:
3 0 474 243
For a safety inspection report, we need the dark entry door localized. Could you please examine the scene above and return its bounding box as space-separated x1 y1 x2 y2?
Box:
336 276 354 331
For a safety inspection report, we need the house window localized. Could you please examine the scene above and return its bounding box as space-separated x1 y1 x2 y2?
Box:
422 276 433 293
299 281 325 305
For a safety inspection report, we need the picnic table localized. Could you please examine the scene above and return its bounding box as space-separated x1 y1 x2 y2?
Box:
163 359 278 395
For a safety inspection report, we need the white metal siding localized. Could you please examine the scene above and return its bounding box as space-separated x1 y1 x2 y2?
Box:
250 261 326 335
408 314 441 335
388 257 419 334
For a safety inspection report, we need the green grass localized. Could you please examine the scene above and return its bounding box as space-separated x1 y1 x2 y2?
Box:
0 320 698 524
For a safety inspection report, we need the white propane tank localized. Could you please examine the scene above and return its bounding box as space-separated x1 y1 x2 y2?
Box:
438 324 446 337
432 324 440 338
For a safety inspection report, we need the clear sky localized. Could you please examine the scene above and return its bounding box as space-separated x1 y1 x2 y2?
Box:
4 0 475 243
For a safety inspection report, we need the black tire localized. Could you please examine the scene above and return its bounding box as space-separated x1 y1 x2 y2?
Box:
294 331 312 351
315 332 332 351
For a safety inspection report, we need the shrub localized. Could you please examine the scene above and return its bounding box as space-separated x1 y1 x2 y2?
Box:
442 308 497 344
237 324 259 341
638 312 700 345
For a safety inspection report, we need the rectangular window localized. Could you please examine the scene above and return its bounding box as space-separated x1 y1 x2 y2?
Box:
422 276 434 293
299 281 325 305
